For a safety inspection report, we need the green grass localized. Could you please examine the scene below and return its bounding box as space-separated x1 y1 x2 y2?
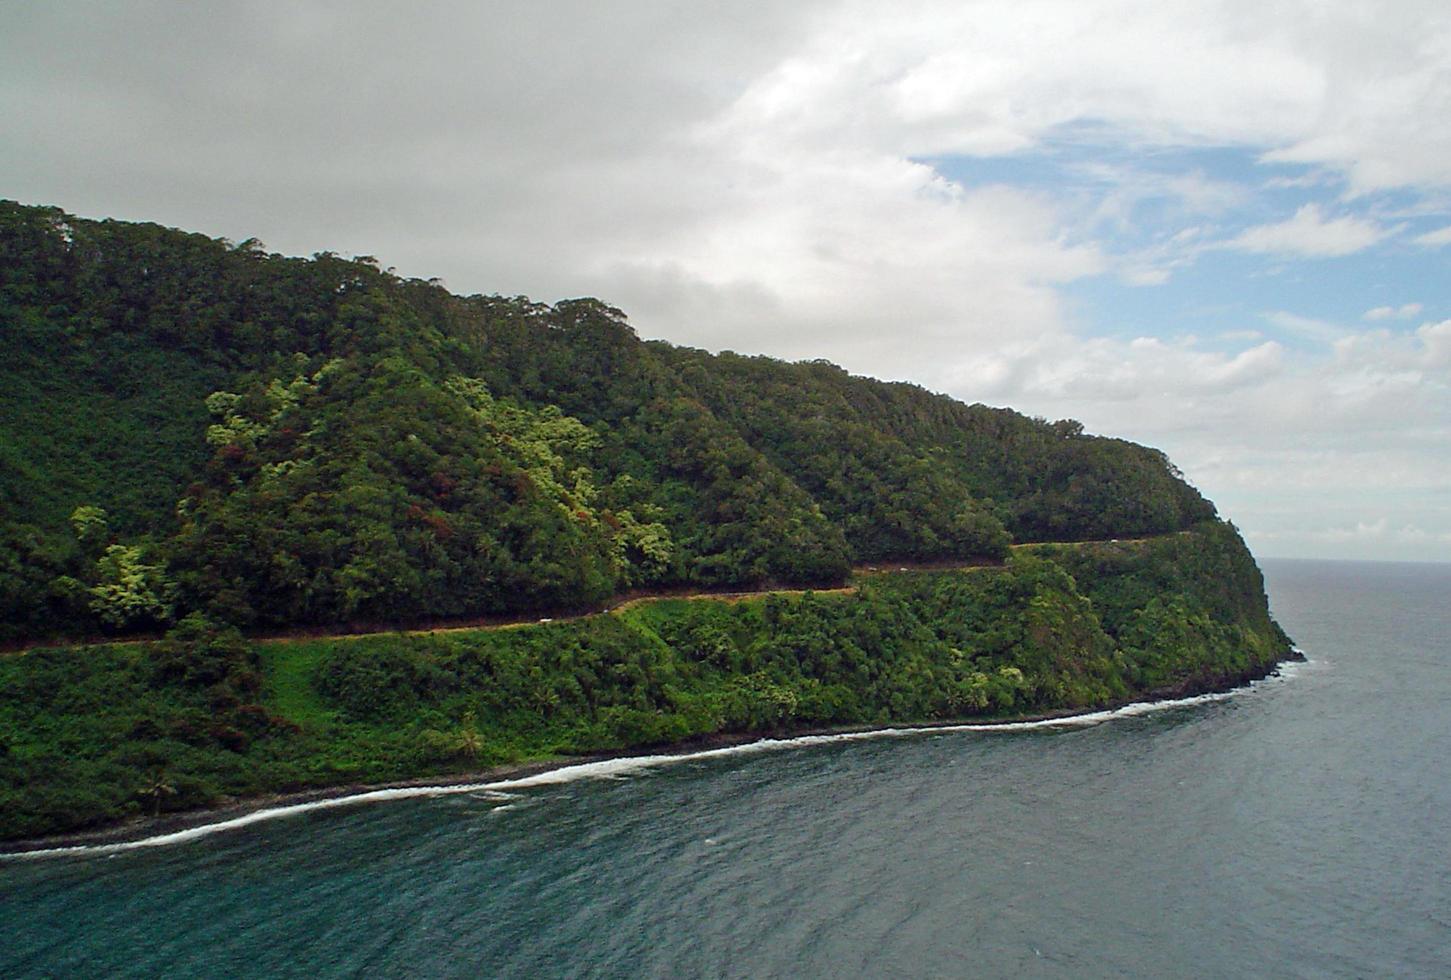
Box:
260 640 335 729
0 528 1292 844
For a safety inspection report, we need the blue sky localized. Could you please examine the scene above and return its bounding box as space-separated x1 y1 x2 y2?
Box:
938 142 1450 347
3 1 1449 561
928 140 1450 561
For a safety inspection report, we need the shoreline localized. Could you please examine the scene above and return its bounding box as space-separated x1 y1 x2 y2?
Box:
2 652 1304 859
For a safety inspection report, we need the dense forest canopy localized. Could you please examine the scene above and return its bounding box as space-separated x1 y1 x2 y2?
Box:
0 201 1215 643
0 527 1290 842
0 202 1296 843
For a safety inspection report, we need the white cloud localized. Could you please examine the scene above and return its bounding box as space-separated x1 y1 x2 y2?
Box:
1310 519 1449 548
975 335 1286 406
983 314 1451 561
1120 266 1172 286
1262 311 1348 344
1228 204 1389 258
1414 225 1451 247
1263 171 1338 190
1418 319 1451 367
1076 165 1250 233
1364 303 1424 320
3 1 1451 560
1320 519 1392 543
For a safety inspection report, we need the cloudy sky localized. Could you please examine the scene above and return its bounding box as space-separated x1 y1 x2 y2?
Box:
4 1 1449 561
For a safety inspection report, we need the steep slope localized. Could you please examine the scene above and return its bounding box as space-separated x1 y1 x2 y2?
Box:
0 529 1293 843
0 201 1297 844
2 201 1215 643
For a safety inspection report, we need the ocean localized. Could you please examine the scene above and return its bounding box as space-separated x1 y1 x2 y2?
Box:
3 558 1448 978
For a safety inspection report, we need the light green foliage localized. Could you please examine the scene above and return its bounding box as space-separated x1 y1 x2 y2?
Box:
203 391 265 449
447 375 601 519
204 366 325 450
420 710 485 761
51 505 174 631
69 505 110 554
611 509 675 585
0 526 1291 842
87 543 174 629
1 201 1228 640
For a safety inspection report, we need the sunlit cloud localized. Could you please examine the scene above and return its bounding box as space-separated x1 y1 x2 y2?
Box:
1413 225 1451 247
1364 303 1423 321
1228 204 1390 258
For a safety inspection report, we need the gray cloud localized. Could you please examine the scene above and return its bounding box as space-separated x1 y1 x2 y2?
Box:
4 1 1451 560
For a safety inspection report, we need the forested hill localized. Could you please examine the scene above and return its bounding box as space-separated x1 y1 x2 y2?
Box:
1 201 1216 643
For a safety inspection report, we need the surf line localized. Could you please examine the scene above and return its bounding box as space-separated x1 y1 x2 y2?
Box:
3 665 1302 860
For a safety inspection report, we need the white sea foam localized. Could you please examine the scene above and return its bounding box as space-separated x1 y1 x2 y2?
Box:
2 666 1299 861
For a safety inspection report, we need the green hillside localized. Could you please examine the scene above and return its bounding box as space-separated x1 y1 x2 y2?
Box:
0 201 1294 843
1 201 1214 643
0 527 1290 842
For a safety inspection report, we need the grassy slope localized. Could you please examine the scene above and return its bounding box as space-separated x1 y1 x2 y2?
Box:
0 527 1293 843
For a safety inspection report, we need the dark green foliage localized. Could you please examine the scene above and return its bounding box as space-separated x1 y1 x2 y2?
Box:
0 526 1292 842
0 203 1293 841
315 642 459 723
0 523 74 642
150 613 259 695
1025 523 1292 689
3 202 1217 641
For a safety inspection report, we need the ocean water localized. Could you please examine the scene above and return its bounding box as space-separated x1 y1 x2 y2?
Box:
3 558 1449 978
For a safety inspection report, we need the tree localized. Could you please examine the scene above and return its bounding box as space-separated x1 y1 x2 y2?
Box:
87 544 175 630
139 766 177 817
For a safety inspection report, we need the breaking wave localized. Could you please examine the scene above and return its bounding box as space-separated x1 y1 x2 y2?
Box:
4 663 1301 860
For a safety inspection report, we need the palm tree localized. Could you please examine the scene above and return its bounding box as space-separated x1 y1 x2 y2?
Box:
452 710 483 759
140 767 177 817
